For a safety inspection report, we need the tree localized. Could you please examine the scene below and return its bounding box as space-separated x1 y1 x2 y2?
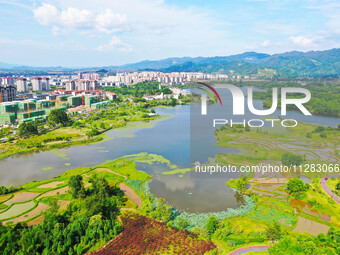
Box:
206 216 219 236
18 122 38 137
320 132 327 138
286 178 310 199
48 109 70 127
175 217 188 230
69 175 85 198
170 98 177 106
89 174 111 199
266 221 283 241
336 181 340 192
234 175 248 193
86 128 99 138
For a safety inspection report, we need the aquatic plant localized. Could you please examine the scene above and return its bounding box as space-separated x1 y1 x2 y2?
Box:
175 195 256 229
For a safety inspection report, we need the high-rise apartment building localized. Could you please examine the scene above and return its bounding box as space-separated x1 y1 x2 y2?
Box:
2 77 14 86
31 77 42 91
41 77 50 90
0 85 16 102
82 73 99 80
66 80 76 91
16 78 28 92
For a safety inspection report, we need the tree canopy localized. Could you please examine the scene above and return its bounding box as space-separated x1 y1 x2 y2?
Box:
18 122 38 137
48 109 70 127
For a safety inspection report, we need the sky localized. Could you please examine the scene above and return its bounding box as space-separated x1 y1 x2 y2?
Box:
0 0 339 67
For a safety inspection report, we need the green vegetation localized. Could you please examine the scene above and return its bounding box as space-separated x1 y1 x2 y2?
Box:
0 103 161 160
241 79 340 117
0 178 122 254
102 81 171 97
266 221 286 241
215 121 339 177
269 229 340 254
48 108 70 127
0 157 152 254
282 153 304 167
206 216 219 236
124 49 340 77
0 201 35 220
228 174 250 193
162 168 191 175
286 179 310 199
0 185 19 195
18 122 39 137
68 175 86 199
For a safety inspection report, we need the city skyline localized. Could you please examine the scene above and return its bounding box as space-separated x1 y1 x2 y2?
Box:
0 0 339 67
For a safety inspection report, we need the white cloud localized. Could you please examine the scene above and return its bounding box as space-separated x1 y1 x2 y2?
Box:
33 3 59 26
31 1 228 57
60 7 93 29
33 3 127 34
289 35 314 46
97 36 133 52
95 9 128 34
262 40 271 47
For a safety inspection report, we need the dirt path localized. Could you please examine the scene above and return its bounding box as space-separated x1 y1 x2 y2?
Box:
94 168 142 209
94 168 127 180
119 183 142 209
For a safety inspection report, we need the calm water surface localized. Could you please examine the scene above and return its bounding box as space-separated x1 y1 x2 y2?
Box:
0 90 338 212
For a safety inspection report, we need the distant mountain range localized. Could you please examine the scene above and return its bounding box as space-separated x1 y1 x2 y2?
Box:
1 48 340 78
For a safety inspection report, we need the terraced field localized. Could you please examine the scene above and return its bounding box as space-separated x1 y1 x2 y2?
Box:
215 122 340 171
2 202 49 225
4 192 39 205
0 201 35 220
0 159 146 226
248 176 337 235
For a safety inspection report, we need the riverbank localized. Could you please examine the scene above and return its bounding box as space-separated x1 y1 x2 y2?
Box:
0 104 165 161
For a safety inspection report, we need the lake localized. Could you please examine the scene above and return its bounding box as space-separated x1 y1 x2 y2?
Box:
0 88 338 213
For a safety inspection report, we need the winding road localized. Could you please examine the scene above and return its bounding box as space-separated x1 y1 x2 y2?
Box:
228 245 271 255
320 175 340 205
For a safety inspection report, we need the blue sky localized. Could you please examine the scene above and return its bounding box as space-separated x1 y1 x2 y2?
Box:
0 0 339 67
